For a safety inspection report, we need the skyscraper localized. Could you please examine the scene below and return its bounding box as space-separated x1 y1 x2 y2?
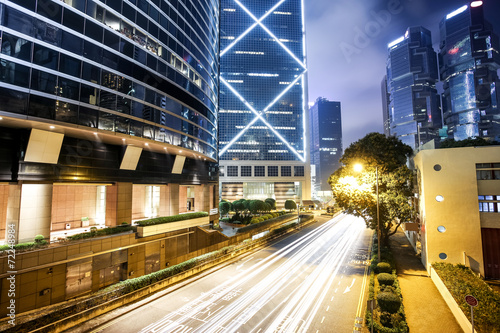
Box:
385 26 442 150
439 1 500 141
218 0 310 207
309 98 342 197
0 0 220 243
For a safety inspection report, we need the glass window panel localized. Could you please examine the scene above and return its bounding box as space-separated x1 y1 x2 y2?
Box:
31 69 57 94
104 30 120 50
58 77 80 100
129 120 143 137
28 94 55 119
10 0 36 11
59 53 81 77
0 87 28 114
4 6 35 36
33 44 58 70
85 20 103 42
78 106 98 127
82 62 101 84
486 195 494 200
55 101 78 123
98 112 115 131
61 31 83 54
80 83 99 105
0 60 31 88
1 33 32 62
63 9 84 33
37 0 62 23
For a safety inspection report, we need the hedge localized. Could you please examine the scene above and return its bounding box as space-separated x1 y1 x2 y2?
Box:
365 234 408 332
136 212 208 226
0 240 49 253
67 226 135 241
377 262 392 274
377 273 395 286
236 213 295 234
433 263 500 333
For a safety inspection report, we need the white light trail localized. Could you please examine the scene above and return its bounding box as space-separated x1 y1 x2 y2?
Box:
139 215 365 333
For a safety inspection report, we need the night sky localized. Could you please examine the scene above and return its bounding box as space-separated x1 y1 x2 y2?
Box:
305 0 500 148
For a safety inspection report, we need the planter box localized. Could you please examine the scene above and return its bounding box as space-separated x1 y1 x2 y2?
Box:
430 266 477 333
137 216 210 237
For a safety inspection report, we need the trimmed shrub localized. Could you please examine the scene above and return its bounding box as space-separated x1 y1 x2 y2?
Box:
34 235 45 243
377 291 402 314
136 212 208 226
377 262 392 274
377 273 395 286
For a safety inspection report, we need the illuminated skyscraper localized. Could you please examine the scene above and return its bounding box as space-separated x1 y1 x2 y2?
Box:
385 26 442 150
218 0 310 207
309 98 342 197
439 1 500 141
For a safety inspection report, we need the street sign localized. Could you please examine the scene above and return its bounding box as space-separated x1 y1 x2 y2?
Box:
465 295 478 307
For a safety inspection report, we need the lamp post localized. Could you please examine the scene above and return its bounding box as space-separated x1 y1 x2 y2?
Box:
354 164 381 262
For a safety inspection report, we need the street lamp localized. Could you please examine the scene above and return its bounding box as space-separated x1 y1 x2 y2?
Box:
354 164 381 262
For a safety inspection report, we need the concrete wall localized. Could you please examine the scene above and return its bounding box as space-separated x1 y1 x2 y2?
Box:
51 185 99 230
414 146 500 276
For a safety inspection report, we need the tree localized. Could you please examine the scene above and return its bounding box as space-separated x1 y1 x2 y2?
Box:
284 199 297 212
265 198 276 210
328 132 415 247
219 201 231 218
439 137 499 148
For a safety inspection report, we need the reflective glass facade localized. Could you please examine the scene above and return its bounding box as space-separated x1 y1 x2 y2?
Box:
309 98 342 193
439 2 500 141
218 0 307 162
386 26 441 150
0 0 219 159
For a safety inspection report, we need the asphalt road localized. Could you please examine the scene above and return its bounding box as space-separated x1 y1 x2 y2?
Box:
80 214 372 333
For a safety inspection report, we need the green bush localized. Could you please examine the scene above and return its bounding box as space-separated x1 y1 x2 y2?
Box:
377 262 392 274
433 263 500 333
136 212 208 226
67 226 134 241
34 235 45 243
377 291 402 314
377 273 395 286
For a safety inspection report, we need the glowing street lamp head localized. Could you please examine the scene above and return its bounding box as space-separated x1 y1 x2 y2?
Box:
353 164 363 173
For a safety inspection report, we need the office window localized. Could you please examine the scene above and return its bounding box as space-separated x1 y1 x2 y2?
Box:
255 166 265 177
227 166 238 177
268 166 278 177
478 195 500 213
294 166 304 177
281 166 291 177
241 166 251 177
220 166 225 177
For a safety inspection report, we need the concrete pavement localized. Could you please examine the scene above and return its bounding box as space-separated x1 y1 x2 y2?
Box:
389 228 463 333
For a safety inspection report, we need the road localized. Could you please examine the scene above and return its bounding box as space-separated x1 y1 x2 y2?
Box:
80 214 372 333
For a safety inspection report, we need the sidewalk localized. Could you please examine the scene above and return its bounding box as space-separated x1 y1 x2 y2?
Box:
389 228 464 333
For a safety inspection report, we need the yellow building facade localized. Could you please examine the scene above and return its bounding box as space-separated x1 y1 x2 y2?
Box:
413 146 500 279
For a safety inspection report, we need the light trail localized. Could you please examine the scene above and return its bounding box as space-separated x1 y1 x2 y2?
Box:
139 214 365 333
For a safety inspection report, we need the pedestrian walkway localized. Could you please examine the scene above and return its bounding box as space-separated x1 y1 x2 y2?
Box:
389 228 464 333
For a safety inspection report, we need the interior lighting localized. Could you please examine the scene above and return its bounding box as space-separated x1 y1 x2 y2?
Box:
470 1 482 8
49 126 55 129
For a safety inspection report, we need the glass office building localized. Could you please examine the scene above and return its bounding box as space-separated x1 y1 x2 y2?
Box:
385 26 442 150
309 98 342 196
439 1 500 141
0 0 220 243
218 0 311 207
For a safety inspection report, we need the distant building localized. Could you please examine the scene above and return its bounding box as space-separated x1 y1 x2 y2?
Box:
439 2 500 141
218 0 311 207
385 26 442 150
381 75 391 137
412 146 500 279
309 98 342 197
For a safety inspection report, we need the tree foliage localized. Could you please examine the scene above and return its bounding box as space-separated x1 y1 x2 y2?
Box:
439 137 499 148
284 199 297 211
328 133 415 245
265 198 276 210
219 201 231 218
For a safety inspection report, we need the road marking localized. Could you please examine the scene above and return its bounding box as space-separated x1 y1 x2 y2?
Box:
330 296 334 301
334 288 338 293
338 281 341 285
321 316 325 324
326 306 330 312
344 278 356 294
353 234 373 333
